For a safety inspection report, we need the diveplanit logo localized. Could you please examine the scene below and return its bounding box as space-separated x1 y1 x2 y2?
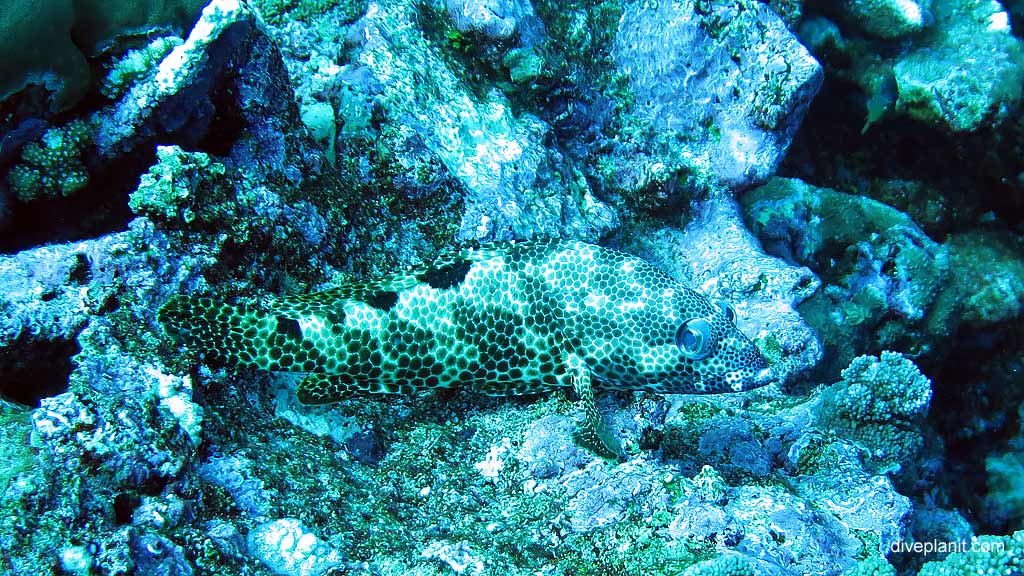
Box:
889 538 1007 555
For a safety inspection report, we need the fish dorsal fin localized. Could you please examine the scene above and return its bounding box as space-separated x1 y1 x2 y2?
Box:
268 239 556 317
404 243 498 290
262 247 475 318
400 239 563 290
268 275 421 317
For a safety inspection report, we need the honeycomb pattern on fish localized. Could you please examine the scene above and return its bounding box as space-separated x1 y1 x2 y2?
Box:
158 240 775 456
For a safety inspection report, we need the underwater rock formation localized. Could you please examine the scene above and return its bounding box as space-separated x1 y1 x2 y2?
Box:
742 177 956 378
612 0 822 189
0 0 315 253
0 0 1021 573
0 0 206 111
801 0 1024 133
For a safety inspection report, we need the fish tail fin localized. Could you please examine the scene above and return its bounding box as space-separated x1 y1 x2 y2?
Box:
158 295 272 369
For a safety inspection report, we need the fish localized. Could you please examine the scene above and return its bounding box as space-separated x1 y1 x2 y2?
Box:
157 240 775 458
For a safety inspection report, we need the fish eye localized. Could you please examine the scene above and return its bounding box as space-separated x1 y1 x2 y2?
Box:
675 318 713 360
713 299 736 323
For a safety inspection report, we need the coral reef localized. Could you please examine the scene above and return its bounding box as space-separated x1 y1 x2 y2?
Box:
843 0 926 39
7 119 94 202
0 0 1022 573
816 351 932 474
0 0 205 111
339 0 617 241
611 0 822 189
742 177 955 378
946 231 1024 326
248 518 345 575
5 336 204 573
890 0 1023 132
129 146 229 224
100 36 185 100
801 0 1024 133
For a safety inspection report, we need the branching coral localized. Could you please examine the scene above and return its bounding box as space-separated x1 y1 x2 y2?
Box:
816 351 932 473
7 119 94 201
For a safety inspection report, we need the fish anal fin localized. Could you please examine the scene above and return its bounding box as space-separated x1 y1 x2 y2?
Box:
297 374 362 405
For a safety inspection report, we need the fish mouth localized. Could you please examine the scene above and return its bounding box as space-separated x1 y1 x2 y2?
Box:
747 366 777 389
697 365 777 393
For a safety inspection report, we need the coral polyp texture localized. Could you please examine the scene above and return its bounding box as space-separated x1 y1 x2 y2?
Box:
816 351 932 473
7 120 94 201
0 0 206 110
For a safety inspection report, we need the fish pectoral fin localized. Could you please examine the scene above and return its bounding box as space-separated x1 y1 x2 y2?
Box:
297 374 361 405
566 353 623 461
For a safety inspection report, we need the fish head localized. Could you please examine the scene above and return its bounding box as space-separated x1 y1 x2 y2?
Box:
594 282 776 394
663 293 775 393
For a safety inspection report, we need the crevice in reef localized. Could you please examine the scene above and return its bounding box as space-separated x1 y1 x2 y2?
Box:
0 335 80 407
0 147 155 255
781 76 1024 237
925 323 1024 534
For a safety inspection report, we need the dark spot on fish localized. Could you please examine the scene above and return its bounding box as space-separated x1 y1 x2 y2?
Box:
366 290 399 312
417 260 472 290
324 308 346 325
276 317 302 340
